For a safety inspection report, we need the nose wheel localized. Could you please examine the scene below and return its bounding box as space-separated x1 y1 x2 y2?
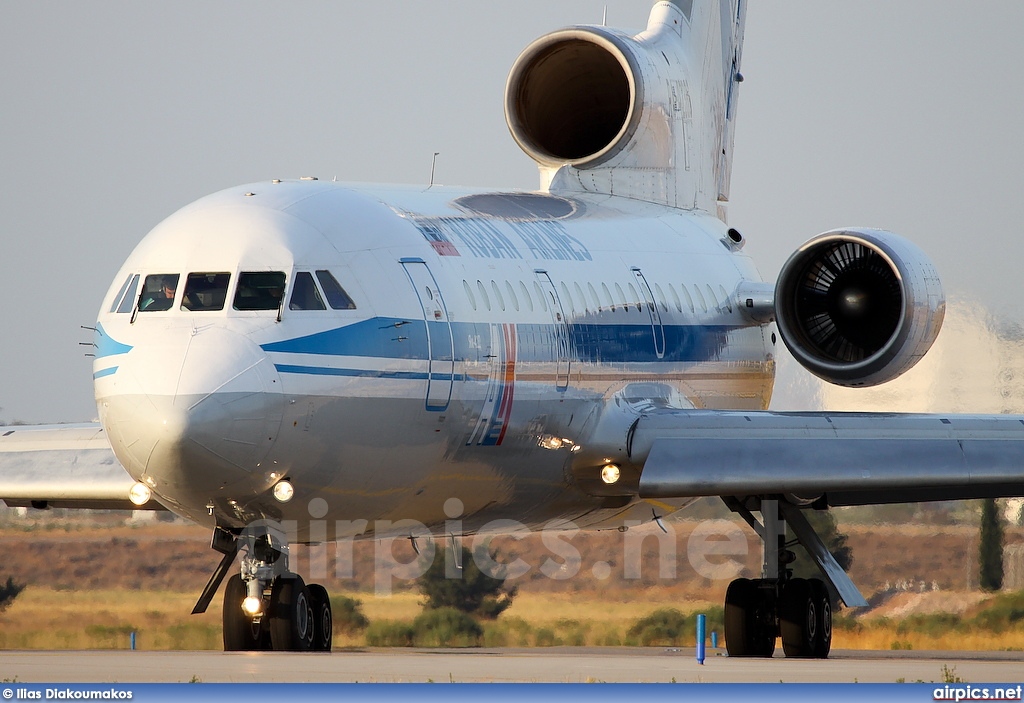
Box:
200 524 335 652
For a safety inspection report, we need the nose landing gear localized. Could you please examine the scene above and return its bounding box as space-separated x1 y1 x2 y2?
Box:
195 523 334 652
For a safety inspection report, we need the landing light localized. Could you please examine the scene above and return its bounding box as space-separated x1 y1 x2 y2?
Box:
241 596 263 616
601 464 621 485
128 483 152 506
272 480 294 503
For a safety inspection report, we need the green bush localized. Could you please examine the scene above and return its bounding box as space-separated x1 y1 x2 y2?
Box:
895 612 962 637
0 577 25 612
969 591 1024 633
553 618 589 646
482 616 533 647
534 627 559 647
627 607 724 647
417 545 516 619
331 595 369 634
364 621 414 647
411 607 482 647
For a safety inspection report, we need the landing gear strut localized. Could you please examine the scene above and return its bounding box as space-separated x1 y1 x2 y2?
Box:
722 497 856 659
195 523 334 652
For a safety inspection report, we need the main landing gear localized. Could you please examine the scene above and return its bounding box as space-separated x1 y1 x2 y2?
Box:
193 524 333 652
721 497 865 659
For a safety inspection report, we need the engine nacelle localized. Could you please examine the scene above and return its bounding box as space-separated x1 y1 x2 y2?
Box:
505 27 644 170
775 229 945 387
502 2 732 211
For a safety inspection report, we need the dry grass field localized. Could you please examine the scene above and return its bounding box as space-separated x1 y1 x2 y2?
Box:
1 512 1022 651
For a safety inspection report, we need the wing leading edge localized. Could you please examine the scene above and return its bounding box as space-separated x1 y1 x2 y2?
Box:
635 410 1024 506
0 423 159 510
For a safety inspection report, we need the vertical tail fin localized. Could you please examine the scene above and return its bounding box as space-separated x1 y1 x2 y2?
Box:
504 0 747 215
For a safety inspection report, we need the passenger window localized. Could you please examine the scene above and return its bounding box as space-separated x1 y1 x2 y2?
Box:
654 283 669 313
505 281 520 311
668 284 683 312
182 273 230 311
490 280 506 311
693 284 707 313
628 283 642 312
519 281 534 312
706 284 720 312
533 282 548 312
289 272 326 311
719 284 733 313
560 282 575 313
463 280 477 311
680 283 695 312
601 283 616 312
234 272 286 311
573 282 587 313
138 274 179 312
114 274 140 314
476 280 491 310
614 283 628 312
315 270 357 310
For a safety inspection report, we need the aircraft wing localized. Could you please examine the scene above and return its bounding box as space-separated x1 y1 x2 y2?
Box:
0 423 159 510
635 410 1024 506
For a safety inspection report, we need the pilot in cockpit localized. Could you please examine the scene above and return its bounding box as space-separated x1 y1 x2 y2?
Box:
140 275 177 311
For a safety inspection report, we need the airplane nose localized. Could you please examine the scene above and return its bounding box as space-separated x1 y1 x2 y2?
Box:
101 327 284 500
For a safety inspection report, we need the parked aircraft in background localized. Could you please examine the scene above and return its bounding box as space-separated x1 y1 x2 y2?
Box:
3 0 1023 658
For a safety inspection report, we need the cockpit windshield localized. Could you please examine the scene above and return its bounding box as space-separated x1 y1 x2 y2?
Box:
138 274 179 312
233 272 286 311
182 273 230 311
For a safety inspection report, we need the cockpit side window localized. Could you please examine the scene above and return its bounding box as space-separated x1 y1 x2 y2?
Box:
315 270 357 310
234 272 286 311
111 274 140 314
289 271 326 311
182 272 230 311
138 274 179 312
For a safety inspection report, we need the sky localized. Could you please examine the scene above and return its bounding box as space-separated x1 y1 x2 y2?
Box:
2 1 1023 423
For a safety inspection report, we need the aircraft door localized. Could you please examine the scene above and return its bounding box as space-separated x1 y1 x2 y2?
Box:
535 270 571 391
632 267 666 359
401 259 454 411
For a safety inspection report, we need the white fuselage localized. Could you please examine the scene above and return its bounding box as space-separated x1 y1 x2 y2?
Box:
92 179 774 540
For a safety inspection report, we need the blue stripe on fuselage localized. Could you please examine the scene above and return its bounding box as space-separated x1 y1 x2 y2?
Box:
261 317 740 365
93 322 133 359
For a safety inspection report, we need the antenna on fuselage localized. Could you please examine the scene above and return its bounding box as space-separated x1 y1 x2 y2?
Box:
602 5 607 26
428 151 440 187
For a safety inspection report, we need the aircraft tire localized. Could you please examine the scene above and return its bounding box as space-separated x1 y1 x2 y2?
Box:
725 578 775 657
810 579 832 659
222 574 263 651
780 578 819 657
269 574 315 651
308 583 333 652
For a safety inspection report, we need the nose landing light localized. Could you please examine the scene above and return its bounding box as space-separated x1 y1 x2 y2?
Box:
601 463 621 484
128 482 152 506
272 480 294 503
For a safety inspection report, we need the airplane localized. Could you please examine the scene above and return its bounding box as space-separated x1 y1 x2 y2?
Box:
2 0 1023 658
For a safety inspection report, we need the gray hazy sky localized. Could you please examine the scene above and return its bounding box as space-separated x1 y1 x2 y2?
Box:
2 1 1023 423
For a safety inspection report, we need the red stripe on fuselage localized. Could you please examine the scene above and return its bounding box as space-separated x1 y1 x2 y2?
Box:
496 323 516 444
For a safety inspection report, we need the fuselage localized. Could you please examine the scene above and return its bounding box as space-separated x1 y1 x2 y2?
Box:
92 179 775 540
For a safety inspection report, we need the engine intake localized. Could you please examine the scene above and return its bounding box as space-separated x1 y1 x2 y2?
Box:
505 28 643 169
775 229 945 387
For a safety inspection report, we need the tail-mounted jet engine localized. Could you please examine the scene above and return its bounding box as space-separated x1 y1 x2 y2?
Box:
503 4 709 208
505 27 643 170
775 229 945 387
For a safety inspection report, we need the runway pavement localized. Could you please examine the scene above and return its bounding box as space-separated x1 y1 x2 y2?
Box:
1 648 1023 683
